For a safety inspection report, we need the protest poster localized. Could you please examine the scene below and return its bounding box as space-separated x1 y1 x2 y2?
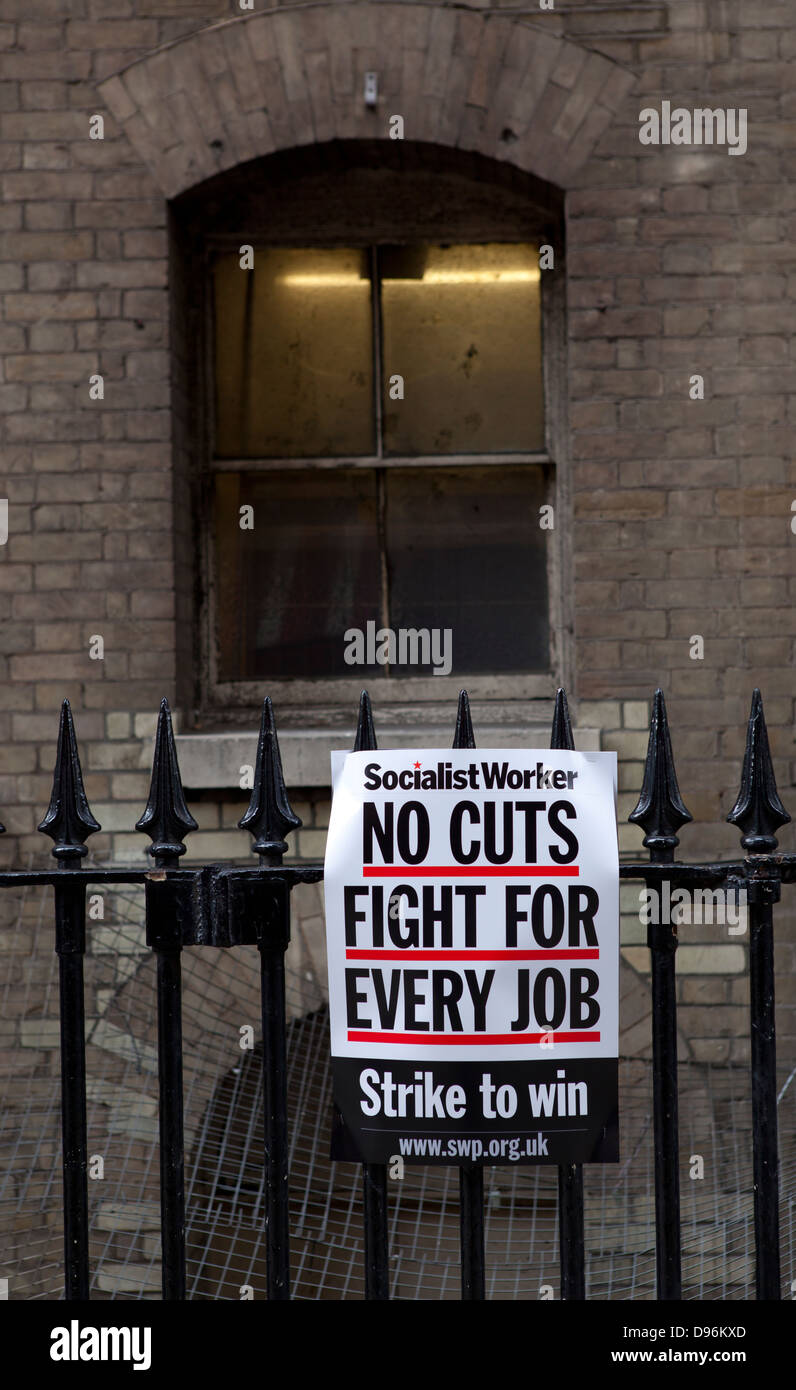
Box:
324 748 619 1165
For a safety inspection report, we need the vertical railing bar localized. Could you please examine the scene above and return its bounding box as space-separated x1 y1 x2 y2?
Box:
629 690 691 1300
647 869 681 1300
557 1166 585 1300
362 1162 390 1300
452 690 486 1300
747 887 782 1297
257 891 292 1299
136 698 196 1301
39 701 102 1301
55 874 90 1301
726 689 786 1300
153 945 186 1299
459 1166 486 1299
351 690 390 1299
239 695 302 1300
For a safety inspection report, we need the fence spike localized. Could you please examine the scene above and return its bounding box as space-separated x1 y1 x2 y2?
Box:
727 688 790 852
550 688 575 751
628 689 691 855
38 699 101 858
452 689 475 750
238 696 301 860
135 698 198 862
354 689 377 752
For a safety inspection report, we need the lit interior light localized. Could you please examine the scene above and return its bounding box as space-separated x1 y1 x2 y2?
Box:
278 268 540 287
418 270 540 284
279 274 369 287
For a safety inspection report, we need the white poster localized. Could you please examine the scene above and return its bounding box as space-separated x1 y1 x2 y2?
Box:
324 748 619 1165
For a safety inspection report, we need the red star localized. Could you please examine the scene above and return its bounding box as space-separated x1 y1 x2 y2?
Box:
413 760 422 769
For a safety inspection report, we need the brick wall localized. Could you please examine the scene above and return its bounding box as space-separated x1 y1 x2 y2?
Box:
1 2 795 1074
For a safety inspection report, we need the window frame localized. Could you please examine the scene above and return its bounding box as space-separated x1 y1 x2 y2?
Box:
197 225 571 724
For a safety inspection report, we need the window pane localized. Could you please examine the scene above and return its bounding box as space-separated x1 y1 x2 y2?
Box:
385 467 549 674
380 243 543 456
215 471 381 680
213 248 374 458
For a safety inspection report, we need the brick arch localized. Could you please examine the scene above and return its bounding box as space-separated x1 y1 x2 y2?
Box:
98 3 635 200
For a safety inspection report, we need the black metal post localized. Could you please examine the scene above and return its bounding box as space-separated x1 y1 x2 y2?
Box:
459 1165 486 1300
452 691 486 1300
55 877 90 1301
154 946 186 1299
557 1165 585 1300
726 691 787 1300
137 699 196 1301
362 1163 389 1299
748 882 781 1298
39 700 101 1301
353 691 390 1300
258 917 291 1300
647 908 681 1299
629 691 691 1300
239 697 301 1300
551 690 585 1300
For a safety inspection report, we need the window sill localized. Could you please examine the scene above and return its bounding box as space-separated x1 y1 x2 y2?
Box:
175 723 601 790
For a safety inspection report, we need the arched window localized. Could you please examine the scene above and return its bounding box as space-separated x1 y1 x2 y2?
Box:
171 142 568 729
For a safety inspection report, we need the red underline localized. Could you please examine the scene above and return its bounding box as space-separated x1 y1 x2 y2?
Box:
345 949 600 960
362 866 579 877
347 1031 601 1045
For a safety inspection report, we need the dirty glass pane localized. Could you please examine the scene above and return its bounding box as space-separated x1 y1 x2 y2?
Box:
213 248 374 458
215 471 381 680
385 466 549 675
380 243 543 456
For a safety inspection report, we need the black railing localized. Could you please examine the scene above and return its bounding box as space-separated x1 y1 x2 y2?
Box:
4 686 792 1300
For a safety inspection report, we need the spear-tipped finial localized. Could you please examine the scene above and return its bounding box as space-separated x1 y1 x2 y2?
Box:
135 698 198 862
38 699 101 858
238 697 301 861
727 689 790 852
550 688 575 751
353 690 377 752
452 690 476 749
628 690 692 857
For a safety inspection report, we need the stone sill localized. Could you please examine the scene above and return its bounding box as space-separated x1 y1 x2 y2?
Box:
175 726 602 790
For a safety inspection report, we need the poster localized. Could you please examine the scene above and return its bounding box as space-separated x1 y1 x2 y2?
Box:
324 748 619 1166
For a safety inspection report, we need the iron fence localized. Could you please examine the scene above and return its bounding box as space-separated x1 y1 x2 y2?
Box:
2 685 791 1300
